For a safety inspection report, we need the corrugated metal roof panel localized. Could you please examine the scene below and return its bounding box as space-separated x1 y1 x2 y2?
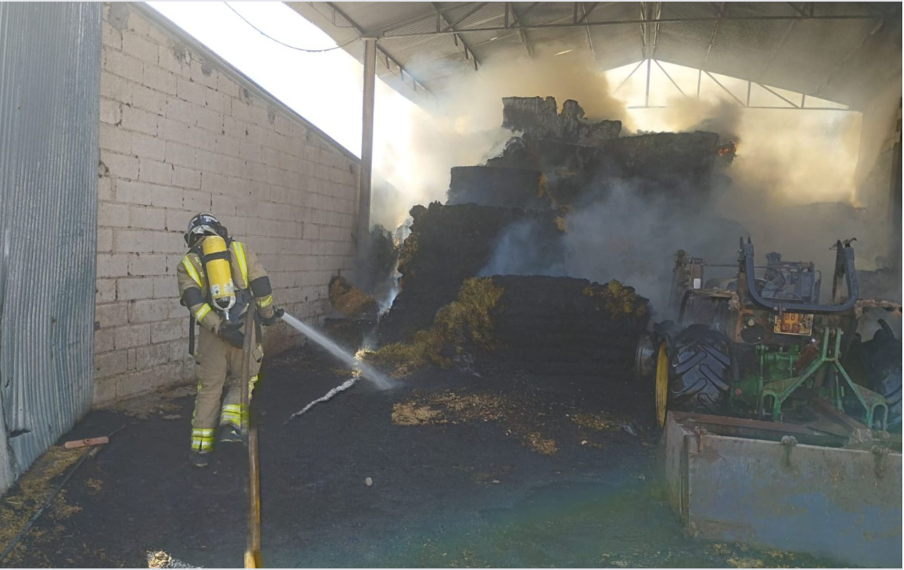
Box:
0 2 101 496
288 2 899 109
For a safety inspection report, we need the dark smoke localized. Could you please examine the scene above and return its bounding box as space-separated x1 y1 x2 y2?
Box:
479 182 749 313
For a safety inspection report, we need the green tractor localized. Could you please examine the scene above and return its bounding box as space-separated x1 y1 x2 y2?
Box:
636 238 902 432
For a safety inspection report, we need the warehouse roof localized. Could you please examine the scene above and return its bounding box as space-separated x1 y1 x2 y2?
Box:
287 2 901 110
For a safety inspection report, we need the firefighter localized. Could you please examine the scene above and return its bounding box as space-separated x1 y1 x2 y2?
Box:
177 213 284 468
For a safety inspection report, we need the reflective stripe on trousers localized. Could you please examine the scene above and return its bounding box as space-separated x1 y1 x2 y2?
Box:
219 375 259 428
191 428 215 453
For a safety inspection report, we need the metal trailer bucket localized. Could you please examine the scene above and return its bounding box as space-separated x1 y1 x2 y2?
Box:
663 411 902 568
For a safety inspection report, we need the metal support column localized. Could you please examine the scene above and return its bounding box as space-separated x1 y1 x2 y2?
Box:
891 99 902 268
355 38 377 279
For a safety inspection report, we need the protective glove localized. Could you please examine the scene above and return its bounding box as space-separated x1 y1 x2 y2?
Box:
219 322 245 349
261 307 285 327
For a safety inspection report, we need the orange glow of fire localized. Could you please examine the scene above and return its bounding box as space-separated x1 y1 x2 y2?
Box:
717 141 738 157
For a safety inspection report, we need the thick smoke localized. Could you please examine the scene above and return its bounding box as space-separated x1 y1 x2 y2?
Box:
371 42 900 314
371 53 630 230
481 86 900 312
480 183 749 313
646 92 898 279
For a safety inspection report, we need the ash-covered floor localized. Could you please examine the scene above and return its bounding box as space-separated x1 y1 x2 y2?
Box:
3 345 840 568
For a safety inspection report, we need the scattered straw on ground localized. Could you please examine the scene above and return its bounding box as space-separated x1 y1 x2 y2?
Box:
392 390 559 455
391 392 507 427
49 490 82 519
524 432 558 455
0 446 88 563
713 543 803 568
570 411 635 432
147 550 195 568
391 402 443 426
85 478 103 494
728 557 766 568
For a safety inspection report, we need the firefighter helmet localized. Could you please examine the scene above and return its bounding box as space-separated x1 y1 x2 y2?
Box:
185 213 226 246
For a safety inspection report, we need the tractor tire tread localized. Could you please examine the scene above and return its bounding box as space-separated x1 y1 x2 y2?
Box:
861 325 902 429
668 325 731 415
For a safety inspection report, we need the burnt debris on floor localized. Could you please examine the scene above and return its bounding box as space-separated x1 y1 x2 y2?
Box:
0 346 842 568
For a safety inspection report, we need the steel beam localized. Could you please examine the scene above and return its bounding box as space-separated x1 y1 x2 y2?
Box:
581 3 597 62
787 2 808 17
508 3 536 58
641 2 662 59
655 59 687 98
379 12 885 39
704 70 744 106
355 38 377 275
577 2 600 24
446 2 489 31
758 82 799 107
701 2 726 70
379 2 476 34
323 2 430 94
433 2 481 70
613 59 645 95
515 2 542 22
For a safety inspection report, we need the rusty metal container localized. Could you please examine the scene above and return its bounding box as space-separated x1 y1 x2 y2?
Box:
663 411 902 567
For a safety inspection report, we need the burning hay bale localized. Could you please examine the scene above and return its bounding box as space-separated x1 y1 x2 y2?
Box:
447 166 551 210
531 131 728 206
373 94 721 377
488 277 650 375
372 276 649 377
369 277 505 377
502 96 621 145
379 202 566 345
328 275 378 320
485 97 731 208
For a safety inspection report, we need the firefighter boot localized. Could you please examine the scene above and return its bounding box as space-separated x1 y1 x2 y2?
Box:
190 451 210 468
218 424 244 443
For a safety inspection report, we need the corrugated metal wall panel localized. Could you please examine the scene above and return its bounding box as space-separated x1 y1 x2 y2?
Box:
0 3 101 496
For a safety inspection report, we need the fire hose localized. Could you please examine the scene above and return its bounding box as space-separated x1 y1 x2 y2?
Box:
241 303 261 569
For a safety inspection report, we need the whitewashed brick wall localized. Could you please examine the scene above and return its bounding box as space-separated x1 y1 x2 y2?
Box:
94 3 359 405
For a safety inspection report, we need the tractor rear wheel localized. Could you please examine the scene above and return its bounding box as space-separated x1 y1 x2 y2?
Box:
668 324 732 414
863 321 902 430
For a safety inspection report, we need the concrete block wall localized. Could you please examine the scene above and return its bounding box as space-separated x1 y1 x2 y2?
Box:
94 3 359 405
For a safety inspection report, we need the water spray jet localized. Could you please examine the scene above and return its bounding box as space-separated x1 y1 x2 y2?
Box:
280 312 393 391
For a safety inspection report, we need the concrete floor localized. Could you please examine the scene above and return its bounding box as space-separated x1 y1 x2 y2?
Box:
3 346 841 568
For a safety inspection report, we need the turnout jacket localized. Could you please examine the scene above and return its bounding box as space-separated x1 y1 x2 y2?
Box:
176 237 275 333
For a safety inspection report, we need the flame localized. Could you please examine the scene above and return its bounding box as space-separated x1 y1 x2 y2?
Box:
717 141 738 157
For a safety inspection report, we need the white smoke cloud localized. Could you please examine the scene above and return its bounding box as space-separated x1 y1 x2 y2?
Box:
371 52 900 310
